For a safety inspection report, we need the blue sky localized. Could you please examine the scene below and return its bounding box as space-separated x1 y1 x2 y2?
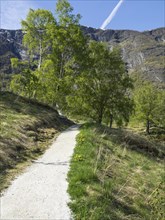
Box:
0 0 164 31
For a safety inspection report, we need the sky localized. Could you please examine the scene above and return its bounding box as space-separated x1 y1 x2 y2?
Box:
0 0 164 31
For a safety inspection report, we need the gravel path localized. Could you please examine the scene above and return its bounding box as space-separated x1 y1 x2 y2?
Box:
0 125 79 220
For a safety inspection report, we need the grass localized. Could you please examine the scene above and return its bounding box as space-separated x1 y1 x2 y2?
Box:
68 123 165 220
0 91 73 192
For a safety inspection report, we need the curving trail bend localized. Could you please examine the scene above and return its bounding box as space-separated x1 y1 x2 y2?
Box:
0 125 79 220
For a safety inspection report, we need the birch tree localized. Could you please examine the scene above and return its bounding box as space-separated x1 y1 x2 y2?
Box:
21 9 56 69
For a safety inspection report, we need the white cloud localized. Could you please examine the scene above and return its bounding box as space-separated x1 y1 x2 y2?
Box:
1 0 38 30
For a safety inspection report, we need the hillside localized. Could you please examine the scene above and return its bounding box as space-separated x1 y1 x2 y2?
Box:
68 124 165 220
0 27 165 88
0 91 73 192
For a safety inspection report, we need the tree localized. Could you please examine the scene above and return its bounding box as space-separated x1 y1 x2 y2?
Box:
46 0 88 110
10 58 39 98
21 9 56 69
134 82 164 134
103 48 134 127
10 1 88 108
67 41 133 125
56 0 81 26
157 90 165 128
105 95 134 128
33 59 60 105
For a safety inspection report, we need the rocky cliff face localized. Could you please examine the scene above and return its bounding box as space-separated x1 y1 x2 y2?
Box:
0 29 23 73
82 26 165 84
0 27 165 86
0 29 24 87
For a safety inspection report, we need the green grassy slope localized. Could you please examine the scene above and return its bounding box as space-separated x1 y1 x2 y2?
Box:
0 91 73 192
68 124 165 220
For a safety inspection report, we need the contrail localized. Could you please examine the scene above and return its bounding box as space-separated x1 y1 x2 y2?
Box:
100 0 124 30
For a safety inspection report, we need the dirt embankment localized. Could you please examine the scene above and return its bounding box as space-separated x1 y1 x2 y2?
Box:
0 91 73 192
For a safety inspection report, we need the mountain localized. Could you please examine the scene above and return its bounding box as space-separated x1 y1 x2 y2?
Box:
0 29 24 88
0 27 165 88
82 27 165 86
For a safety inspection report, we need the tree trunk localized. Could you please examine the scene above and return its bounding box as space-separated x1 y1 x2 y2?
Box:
97 115 102 124
146 119 150 134
38 39 42 70
109 114 113 128
97 110 103 124
59 53 64 79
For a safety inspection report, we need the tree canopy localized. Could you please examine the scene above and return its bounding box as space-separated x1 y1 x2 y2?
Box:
67 41 134 125
21 9 56 69
10 0 135 128
134 82 165 133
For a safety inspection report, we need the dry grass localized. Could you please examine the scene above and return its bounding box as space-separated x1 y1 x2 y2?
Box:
0 91 73 192
68 123 165 220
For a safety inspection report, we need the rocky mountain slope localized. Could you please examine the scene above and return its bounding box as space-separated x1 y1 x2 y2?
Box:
82 26 165 85
0 27 165 87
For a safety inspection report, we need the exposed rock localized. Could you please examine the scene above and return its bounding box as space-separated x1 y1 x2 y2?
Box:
0 27 164 86
82 26 165 84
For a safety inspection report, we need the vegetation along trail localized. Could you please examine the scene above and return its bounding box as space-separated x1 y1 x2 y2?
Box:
0 125 79 219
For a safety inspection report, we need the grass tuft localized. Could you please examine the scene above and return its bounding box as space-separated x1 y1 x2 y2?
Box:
68 123 165 220
0 91 73 192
